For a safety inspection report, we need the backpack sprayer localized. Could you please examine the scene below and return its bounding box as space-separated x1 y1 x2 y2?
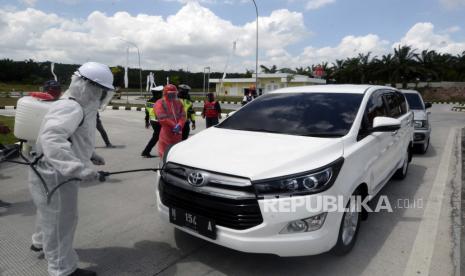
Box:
3 96 182 204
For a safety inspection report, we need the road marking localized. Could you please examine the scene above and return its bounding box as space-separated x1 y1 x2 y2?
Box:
403 128 457 276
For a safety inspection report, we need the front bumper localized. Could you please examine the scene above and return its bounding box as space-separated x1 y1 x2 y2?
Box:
156 187 342 257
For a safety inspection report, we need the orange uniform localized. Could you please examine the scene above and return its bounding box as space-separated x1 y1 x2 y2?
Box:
154 84 186 157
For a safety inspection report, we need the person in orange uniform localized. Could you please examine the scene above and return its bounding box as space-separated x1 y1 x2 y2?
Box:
154 84 186 157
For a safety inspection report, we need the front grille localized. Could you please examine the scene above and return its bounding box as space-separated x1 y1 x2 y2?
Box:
159 178 263 230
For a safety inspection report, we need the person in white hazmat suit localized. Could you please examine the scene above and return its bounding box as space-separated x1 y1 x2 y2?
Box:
28 62 114 276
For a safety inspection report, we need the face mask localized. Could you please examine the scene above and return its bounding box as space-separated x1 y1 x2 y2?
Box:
99 88 115 111
167 93 177 100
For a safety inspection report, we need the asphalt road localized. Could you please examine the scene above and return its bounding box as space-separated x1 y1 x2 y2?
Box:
0 104 463 276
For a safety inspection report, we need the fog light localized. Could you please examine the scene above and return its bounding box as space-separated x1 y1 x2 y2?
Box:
280 220 307 234
304 212 327 232
280 213 327 234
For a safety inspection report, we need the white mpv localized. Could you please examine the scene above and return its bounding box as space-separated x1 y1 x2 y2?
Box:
156 85 414 256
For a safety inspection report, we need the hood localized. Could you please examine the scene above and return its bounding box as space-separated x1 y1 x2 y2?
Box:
412 109 427 120
167 127 344 181
62 75 101 114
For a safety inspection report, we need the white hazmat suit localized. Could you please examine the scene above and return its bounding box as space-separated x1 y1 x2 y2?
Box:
29 71 111 276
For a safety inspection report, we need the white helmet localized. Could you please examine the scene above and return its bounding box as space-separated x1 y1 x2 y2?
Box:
151 85 164 92
76 62 114 90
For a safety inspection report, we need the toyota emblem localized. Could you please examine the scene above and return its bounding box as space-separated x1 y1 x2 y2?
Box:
187 172 206 187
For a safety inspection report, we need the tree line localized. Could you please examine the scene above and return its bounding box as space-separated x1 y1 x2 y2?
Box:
260 46 465 87
0 59 248 90
1 46 464 90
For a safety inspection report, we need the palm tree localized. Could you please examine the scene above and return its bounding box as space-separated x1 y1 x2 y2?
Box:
358 52 375 84
331 59 345 83
416 49 439 82
260 65 278 73
393 45 418 88
294 66 310 76
278 67 297 74
376 54 396 85
456 51 465 81
343 57 362 84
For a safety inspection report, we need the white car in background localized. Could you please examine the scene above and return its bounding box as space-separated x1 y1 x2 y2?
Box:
402 90 432 154
156 85 414 257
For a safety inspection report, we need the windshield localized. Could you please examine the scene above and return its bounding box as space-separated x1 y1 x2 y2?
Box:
218 93 364 137
404 93 424 110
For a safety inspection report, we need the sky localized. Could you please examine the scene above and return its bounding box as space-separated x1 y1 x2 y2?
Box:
0 0 464 72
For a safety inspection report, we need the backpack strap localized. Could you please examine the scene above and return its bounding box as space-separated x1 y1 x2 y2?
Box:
66 97 85 127
62 97 85 144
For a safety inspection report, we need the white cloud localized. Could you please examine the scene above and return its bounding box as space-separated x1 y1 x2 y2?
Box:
163 0 218 4
394 22 465 55
0 3 307 72
305 0 335 10
2 4 464 73
294 34 389 65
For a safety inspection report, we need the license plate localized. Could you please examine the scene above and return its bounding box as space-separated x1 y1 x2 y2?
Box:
169 207 216 240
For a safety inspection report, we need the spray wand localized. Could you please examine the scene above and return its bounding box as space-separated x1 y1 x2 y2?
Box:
1 148 178 204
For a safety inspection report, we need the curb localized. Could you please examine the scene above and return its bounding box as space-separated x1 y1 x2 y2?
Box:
432 102 464 105
0 105 229 117
194 100 241 105
105 106 231 117
452 107 465 112
0 106 16 110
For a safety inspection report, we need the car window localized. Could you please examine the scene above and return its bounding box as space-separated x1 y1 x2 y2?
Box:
217 92 364 137
384 92 402 118
404 93 424 110
396 92 408 115
365 91 388 127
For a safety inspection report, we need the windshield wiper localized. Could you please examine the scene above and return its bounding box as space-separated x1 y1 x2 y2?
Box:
302 133 343 138
239 128 284 134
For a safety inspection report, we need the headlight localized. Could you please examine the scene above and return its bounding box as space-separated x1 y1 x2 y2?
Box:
253 158 344 197
414 120 428 129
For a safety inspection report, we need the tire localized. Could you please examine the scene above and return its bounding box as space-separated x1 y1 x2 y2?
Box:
332 190 362 256
418 137 429 154
393 148 409 180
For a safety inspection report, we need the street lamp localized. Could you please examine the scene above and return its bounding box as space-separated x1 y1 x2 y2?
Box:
203 66 211 97
118 38 143 99
251 0 259 95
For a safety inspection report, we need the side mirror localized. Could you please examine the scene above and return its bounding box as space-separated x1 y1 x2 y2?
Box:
371 117 401 132
424 102 432 109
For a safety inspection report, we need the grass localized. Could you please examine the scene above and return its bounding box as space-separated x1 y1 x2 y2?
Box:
0 115 17 144
0 97 19 106
0 83 39 93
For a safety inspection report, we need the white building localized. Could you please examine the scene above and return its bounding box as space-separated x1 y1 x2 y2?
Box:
209 73 326 96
